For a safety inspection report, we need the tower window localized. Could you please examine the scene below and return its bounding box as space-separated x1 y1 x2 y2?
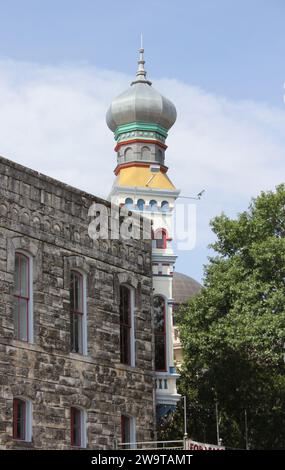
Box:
137 199 145 211
124 147 133 161
141 146 151 160
14 252 33 342
125 198 133 209
153 296 167 371
155 228 167 249
119 285 135 366
70 271 87 355
149 200 157 212
13 398 32 441
157 148 163 163
70 407 86 448
161 201 169 212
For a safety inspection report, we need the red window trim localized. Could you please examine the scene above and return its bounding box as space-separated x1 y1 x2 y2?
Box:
154 229 168 249
70 407 82 447
120 286 132 366
13 398 26 440
154 296 167 372
14 252 30 342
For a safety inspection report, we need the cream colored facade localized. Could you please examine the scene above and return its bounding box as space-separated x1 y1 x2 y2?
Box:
107 47 181 417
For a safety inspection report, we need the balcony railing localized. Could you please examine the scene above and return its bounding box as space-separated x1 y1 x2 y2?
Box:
155 378 168 390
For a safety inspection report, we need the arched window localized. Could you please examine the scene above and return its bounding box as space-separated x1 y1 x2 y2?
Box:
153 296 166 371
137 199 145 211
125 198 133 209
120 285 135 366
149 200 157 212
124 147 133 161
161 201 169 212
155 228 167 249
141 146 151 160
14 252 33 342
70 407 87 448
13 398 32 441
157 148 163 163
70 271 87 355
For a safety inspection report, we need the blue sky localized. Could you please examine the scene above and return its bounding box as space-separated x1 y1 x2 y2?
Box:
1 0 285 105
0 0 285 282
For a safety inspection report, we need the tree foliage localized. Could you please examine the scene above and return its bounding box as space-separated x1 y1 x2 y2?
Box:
160 185 285 449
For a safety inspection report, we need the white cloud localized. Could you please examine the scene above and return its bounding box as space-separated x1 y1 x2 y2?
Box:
0 59 284 280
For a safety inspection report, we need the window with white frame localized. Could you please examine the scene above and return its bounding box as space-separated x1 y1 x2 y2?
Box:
136 199 145 211
70 271 87 355
14 251 33 342
161 200 169 212
119 285 135 367
125 197 133 209
13 398 32 442
149 200 157 212
121 415 136 449
70 407 87 448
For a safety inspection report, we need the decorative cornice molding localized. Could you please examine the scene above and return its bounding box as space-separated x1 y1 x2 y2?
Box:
114 121 168 140
110 185 181 198
114 138 167 152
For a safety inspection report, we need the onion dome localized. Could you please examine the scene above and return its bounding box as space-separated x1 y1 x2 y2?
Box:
106 47 177 132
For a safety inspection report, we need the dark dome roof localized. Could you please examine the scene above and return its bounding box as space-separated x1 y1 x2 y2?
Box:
173 272 202 304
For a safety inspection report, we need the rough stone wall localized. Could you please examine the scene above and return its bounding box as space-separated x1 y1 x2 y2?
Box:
0 156 155 449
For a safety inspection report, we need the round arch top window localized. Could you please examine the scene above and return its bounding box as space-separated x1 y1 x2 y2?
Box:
161 201 169 212
137 199 145 211
149 200 157 211
125 198 133 209
141 146 151 160
124 147 133 161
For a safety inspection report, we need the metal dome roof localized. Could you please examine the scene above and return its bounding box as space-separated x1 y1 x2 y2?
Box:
173 272 202 304
106 47 177 132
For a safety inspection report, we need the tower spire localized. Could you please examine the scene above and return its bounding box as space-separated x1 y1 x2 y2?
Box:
131 35 152 86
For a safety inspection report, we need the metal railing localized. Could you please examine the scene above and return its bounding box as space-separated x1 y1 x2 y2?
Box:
116 439 184 450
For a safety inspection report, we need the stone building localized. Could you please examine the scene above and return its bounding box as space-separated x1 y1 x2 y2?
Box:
0 45 202 449
0 155 155 449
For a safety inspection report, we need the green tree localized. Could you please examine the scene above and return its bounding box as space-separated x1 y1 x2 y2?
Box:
161 185 285 449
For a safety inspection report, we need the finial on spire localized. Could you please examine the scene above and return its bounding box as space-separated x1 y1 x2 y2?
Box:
131 35 152 86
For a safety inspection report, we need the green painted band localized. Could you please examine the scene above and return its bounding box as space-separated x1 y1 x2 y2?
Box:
114 122 168 139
